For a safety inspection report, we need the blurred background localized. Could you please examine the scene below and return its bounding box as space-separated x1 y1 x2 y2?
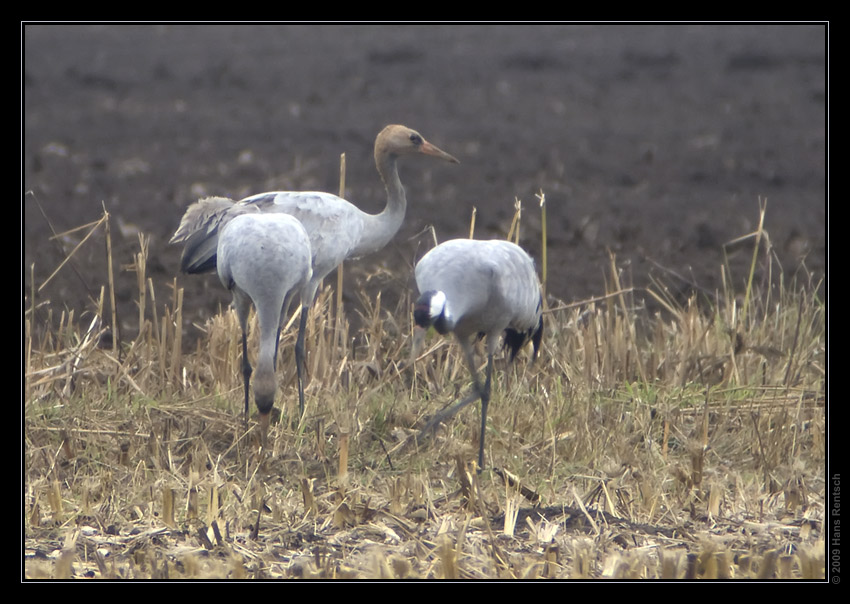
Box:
23 24 826 343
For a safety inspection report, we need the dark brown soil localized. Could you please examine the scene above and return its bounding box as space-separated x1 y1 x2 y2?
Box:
24 24 826 342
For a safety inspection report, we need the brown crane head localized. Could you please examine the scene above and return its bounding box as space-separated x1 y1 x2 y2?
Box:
375 125 459 164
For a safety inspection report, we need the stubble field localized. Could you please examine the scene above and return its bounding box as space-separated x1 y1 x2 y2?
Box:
25 201 825 579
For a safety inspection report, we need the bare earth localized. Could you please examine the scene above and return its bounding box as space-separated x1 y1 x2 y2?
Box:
24 24 826 340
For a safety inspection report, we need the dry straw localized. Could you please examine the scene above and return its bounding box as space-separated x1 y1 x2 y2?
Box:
24 193 824 579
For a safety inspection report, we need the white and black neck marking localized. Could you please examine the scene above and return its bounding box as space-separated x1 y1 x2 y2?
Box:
414 290 452 334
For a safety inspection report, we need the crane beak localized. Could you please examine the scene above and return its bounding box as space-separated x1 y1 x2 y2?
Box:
258 411 270 448
420 141 459 163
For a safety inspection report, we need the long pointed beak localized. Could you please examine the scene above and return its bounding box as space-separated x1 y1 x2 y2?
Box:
258 411 270 448
420 140 459 163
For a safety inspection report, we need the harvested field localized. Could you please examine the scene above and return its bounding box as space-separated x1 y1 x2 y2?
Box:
25 203 826 579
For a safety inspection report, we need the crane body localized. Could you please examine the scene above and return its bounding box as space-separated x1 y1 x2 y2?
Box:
216 212 312 440
172 125 457 416
413 238 543 469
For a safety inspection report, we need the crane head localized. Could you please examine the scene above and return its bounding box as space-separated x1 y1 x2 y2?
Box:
376 125 459 164
414 290 452 334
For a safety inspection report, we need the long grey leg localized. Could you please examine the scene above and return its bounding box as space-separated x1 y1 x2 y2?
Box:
459 341 482 394
477 353 493 470
231 289 252 422
294 306 308 417
274 293 294 373
416 338 487 458
241 328 252 419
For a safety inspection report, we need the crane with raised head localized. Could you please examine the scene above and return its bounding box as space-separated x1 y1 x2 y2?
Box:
216 212 312 444
412 238 544 470
171 125 458 416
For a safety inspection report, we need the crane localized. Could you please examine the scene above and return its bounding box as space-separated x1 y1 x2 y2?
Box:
412 238 544 470
171 125 458 416
216 212 312 443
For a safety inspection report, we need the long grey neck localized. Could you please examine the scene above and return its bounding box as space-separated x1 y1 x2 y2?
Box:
352 154 406 257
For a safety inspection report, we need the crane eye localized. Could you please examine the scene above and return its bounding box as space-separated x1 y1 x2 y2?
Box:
409 133 423 145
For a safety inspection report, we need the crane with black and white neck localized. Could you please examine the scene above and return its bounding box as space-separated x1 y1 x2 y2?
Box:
412 238 544 470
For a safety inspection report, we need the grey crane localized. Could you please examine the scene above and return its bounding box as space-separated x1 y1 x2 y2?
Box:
412 238 544 470
171 125 458 416
216 212 313 442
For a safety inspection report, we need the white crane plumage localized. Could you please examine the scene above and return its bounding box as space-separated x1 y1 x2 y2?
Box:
216 213 312 442
413 238 544 470
171 125 458 416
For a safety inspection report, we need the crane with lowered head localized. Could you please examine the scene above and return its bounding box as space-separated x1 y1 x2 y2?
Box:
412 238 544 470
215 212 312 443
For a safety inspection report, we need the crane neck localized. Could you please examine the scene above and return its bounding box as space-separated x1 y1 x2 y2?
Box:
252 309 280 415
354 152 407 256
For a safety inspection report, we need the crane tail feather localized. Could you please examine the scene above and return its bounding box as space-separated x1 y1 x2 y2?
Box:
170 196 245 274
530 314 544 362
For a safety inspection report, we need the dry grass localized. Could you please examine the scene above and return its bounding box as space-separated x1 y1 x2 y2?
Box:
24 200 825 580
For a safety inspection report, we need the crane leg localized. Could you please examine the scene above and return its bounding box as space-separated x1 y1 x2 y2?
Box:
294 306 308 417
477 353 493 471
415 340 493 469
273 325 281 370
241 328 252 421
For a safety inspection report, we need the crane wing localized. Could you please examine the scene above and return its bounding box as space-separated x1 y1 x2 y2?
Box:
488 241 542 328
171 197 260 274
